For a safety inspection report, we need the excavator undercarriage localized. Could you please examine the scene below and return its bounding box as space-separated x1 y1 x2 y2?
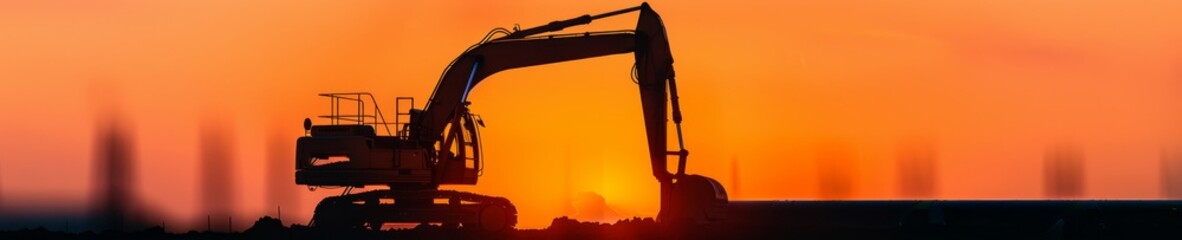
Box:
311 189 516 232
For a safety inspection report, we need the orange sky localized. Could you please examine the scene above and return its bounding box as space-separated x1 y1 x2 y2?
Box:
3 0 1182 230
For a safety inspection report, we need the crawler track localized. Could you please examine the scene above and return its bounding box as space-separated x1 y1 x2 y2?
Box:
310 189 517 232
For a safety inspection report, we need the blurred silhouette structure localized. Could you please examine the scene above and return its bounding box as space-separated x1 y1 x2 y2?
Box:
1163 148 1182 198
293 2 724 231
200 118 236 231
264 129 297 223
816 143 855 199
91 118 155 231
93 120 134 231
1044 144 1085 198
896 140 937 198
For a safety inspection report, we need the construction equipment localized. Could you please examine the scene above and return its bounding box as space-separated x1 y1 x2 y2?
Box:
294 2 727 231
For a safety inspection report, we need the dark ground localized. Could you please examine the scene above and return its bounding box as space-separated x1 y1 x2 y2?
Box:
3 215 1181 240
6 200 1182 239
0 216 681 240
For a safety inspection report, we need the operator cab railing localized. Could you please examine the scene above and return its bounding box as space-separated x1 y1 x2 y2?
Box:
317 92 416 139
317 92 393 136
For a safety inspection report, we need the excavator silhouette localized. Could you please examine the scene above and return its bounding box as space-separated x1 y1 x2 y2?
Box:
294 3 726 231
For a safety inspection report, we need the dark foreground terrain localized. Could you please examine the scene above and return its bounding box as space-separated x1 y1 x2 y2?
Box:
0 217 673 240
5 200 1182 239
3 215 1180 240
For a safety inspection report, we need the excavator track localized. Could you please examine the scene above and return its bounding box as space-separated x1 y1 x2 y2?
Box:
311 189 517 232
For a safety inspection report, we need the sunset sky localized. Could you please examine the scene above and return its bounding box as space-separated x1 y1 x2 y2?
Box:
3 0 1182 230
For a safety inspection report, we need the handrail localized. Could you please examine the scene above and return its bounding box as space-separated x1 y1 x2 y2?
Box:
317 92 394 136
395 97 415 138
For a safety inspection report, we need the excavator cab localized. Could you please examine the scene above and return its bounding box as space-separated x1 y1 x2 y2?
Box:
295 93 443 187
